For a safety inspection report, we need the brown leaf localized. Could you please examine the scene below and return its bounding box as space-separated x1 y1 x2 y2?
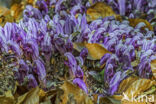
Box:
99 96 121 104
10 4 23 21
60 81 93 104
124 79 156 100
128 18 153 31
17 87 40 104
117 76 139 94
73 43 111 60
150 59 156 79
86 2 121 22
0 90 15 104
113 77 156 104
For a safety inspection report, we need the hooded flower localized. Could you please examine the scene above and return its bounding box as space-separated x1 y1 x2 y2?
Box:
65 39 73 52
7 40 22 57
104 64 114 83
100 53 111 66
108 70 128 95
27 74 38 88
18 59 29 83
36 0 49 15
64 17 76 34
138 59 152 78
54 38 66 54
55 0 65 12
23 5 42 20
64 52 77 76
118 0 126 15
80 48 88 59
73 78 88 93
22 39 39 59
33 59 46 85
75 66 84 79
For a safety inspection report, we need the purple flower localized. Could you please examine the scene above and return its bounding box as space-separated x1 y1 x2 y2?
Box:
27 74 38 88
22 39 39 59
64 17 76 34
106 54 118 67
73 78 88 93
56 23 64 35
64 52 77 76
33 59 46 85
75 66 84 79
118 0 126 15
54 38 66 54
41 34 52 62
18 59 29 83
100 53 111 65
81 14 87 32
23 5 42 20
108 71 127 95
55 0 65 12
4 23 13 41
104 64 114 83
36 0 49 15
105 38 118 53
80 48 88 59
115 44 126 58
70 4 82 15
122 51 132 68
65 39 73 52
7 41 22 56
138 60 152 78
0 31 7 52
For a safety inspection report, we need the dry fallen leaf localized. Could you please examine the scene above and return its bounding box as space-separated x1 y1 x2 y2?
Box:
151 59 156 79
73 43 111 60
17 87 40 104
0 90 15 104
117 76 139 94
112 77 156 104
86 2 121 22
123 79 155 100
60 81 93 104
128 18 153 31
10 3 23 21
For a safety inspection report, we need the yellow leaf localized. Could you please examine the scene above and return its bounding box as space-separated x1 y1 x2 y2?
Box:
124 79 156 100
128 18 153 31
151 59 156 79
114 77 156 104
118 76 139 94
0 96 15 104
60 81 93 104
0 6 10 16
17 87 40 104
10 4 23 21
0 90 15 104
86 2 121 22
73 43 111 60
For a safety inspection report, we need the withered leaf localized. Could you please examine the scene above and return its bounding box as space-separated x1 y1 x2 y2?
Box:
150 59 156 79
60 81 93 104
123 79 155 100
10 4 23 22
117 76 139 94
86 2 121 22
73 43 111 60
0 90 15 104
128 18 153 31
17 87 40 104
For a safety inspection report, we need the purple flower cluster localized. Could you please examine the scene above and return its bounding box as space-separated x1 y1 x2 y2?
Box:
91 0 156 33
0 0 156 96
75 16 156 94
